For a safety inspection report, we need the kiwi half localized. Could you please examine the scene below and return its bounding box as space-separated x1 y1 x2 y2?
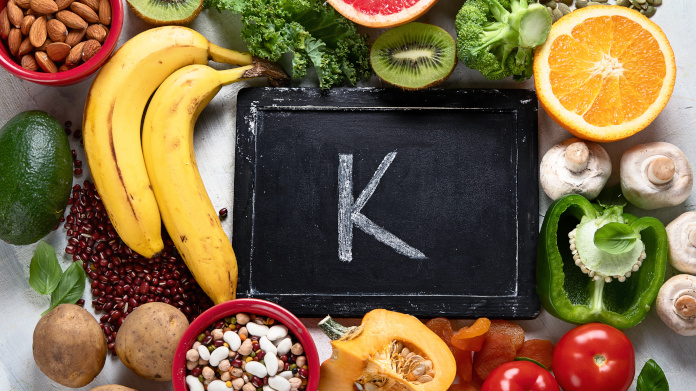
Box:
126 0 204 26
370 22 457 90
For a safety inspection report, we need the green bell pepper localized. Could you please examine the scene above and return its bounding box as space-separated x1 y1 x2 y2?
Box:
537 194 668 329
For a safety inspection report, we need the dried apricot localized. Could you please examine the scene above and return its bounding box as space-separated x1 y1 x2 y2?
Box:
451 318 491 351
516 339 555 370
487 320 524 351
448 382 479 391
426 317 454 347
453 348 473 382
473 332 516 380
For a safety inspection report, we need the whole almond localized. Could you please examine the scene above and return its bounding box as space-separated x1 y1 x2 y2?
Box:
35 50 57 72
81 38 99 61
47 18 67 42
7 0 24 27
0 9 10 39
20 15 35 35
35 37 52 51
65 40 83 65
56 10 86 29
30 0 59 14
21 54 38 71
64 27 84 46
29 15 46 48
70 2 98 23
18 36 34 56
58 63 74 72
98 0 110 25
47 41 70 61
85 23 106 42
55 0 74 10
7 28 22 56
15 0 32 8
79 0 99 11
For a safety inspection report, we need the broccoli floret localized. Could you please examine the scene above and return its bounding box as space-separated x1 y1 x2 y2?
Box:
456 0 552 81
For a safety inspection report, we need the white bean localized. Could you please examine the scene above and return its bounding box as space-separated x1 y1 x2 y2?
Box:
269 375 291 391
278 371 293 380
245 360 268 378
246 322 269 337
224 330 242 351
276 337 292 356
267 325 288 341
187 375 205 391
198 345 211 361
260 336 277 355
265 352 279 376
263 386 274 391
208 380 233 391
209 346 230 367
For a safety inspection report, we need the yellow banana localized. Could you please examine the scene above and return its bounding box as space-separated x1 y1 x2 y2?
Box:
83 26 253 258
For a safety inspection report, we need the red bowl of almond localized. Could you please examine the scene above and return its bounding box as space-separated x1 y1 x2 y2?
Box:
0 0 122 85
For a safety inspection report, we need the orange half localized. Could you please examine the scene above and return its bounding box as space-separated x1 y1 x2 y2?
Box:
534 6 676 142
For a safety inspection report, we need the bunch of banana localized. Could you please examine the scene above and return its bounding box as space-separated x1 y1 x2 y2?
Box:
84 26 288 304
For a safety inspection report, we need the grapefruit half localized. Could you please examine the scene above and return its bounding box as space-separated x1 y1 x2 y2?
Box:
327 0 440 28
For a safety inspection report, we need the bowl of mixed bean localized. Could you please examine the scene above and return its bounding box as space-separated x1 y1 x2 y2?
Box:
172 299 320 391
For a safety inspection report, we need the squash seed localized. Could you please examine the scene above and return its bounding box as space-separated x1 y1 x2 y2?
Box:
576 0 589 8
641 5 656 16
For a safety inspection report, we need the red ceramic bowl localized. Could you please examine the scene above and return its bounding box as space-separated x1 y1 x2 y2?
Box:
0 0 123 86
173 299 320 391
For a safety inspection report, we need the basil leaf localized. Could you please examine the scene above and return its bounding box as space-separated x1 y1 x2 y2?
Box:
29 241 62 295
43 260 86 316
594 222 640 254
637 359 669 391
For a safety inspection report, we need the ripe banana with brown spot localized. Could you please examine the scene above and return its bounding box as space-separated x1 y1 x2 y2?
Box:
83 26 253 258
142 62 288 304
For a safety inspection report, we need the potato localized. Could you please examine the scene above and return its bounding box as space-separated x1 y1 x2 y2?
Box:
33 304 106 388
91 386 139 391
115 302 189 381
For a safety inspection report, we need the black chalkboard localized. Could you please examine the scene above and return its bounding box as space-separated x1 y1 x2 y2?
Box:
233 88 539 318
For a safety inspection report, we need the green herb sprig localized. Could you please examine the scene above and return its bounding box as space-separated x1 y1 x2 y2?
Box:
29 240 86 315
637 359 669 391
594 222 640 255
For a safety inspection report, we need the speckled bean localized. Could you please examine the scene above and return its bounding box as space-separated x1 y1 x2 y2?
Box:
242 384 256 391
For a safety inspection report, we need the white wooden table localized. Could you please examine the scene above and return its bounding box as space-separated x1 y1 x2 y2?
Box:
1 1 695 390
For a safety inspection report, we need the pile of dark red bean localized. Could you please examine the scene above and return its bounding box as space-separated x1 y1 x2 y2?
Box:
63 180 213 353
185 313 308 391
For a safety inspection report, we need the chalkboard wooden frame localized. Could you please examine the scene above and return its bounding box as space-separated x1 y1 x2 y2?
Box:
234 87 539 318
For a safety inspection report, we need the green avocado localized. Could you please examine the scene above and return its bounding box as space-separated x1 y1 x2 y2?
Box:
0 111 72 245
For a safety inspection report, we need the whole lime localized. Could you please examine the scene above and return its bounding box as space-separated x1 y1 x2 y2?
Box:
0 111 72 245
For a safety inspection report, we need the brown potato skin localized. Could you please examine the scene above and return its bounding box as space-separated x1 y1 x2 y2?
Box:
91 386 139 391
115 302 189 381
33 304 107 388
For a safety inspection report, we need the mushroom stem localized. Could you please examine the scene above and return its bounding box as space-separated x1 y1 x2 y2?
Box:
675 294 696 319
565 142 590 173
647 156 675 185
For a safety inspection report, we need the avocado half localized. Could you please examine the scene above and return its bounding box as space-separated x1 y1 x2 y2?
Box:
126 0 204 26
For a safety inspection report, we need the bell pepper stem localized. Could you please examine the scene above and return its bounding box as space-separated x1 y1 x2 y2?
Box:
590 279 605 315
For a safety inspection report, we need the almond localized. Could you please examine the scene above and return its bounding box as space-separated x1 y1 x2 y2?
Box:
20 15 35 35
46 41 70 61
81 38 99 61
47 18 67 42
7 28 22 56
65 40 83 65
21 54 38 71
70 2 98 23
98 0 110 25
0 9 10 39
84 23 104 42
64 27 84 46
56 10 86 29
18 36 34 56
7 0 24 28
15 0 32 8
35 50 57 72
35 37 52 51
58 63 74 72
79 0 98 11
29 15 46 48
55 0 74 10
30 0 59 14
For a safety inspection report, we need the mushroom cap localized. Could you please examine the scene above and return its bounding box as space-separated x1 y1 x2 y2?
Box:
620 142 693 210
540 138 611 200
666 211 696 274
656 274 696 336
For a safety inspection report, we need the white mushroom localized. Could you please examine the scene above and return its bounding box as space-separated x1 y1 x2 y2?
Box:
656 274 696 336
540 138 611 200
620 142 693 209
666 212 696 275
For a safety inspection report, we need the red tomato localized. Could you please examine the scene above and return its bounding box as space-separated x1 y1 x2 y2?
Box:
481 361 560 391
552 323 635 391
